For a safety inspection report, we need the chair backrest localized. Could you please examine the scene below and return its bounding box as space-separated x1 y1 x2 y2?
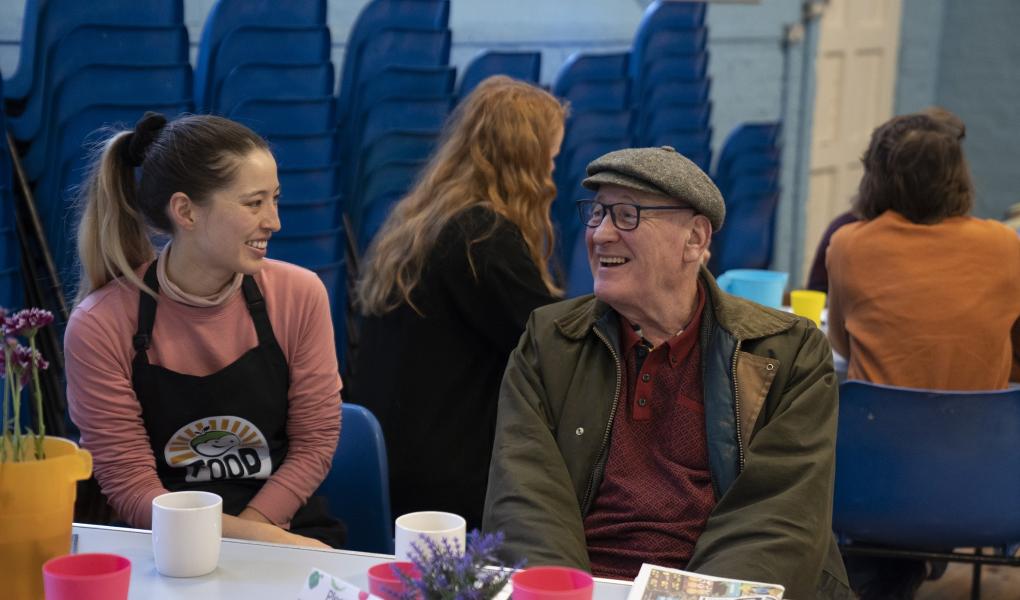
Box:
194 0 325 109
4 0 183 99
457 51 542 100
553 51 629 98
317 403 393 554
337 0 450 113
214 62 334 116
834 380 1020 549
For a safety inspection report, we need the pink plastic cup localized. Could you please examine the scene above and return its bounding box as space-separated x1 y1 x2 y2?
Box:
368 561 421 599
511 566 594 600
43 553 131 600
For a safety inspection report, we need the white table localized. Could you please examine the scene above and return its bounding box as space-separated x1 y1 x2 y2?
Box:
73 524 633 600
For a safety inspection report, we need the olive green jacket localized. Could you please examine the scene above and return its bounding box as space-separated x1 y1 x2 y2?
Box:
483 269 852 600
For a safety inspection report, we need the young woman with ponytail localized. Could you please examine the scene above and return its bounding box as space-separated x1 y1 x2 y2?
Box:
65 113 345 548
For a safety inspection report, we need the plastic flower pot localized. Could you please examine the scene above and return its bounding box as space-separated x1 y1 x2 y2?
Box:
0 437 92 599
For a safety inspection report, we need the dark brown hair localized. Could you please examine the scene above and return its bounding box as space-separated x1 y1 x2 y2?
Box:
854 111 973 224
75 113 269 303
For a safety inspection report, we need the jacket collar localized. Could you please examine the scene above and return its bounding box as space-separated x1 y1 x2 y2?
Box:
555 265 799 342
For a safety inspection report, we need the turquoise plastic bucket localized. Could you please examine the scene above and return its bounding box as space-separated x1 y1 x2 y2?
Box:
716 269 789 308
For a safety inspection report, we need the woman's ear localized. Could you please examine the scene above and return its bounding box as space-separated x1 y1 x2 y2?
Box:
167 192 197 231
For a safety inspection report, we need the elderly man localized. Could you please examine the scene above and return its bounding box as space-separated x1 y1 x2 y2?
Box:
483 147 851 599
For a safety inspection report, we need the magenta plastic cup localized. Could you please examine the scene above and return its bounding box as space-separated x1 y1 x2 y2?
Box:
511 566 594 600
368 560 421 599
43 553 131 600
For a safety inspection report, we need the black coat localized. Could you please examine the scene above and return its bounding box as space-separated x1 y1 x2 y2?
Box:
351 206 556 529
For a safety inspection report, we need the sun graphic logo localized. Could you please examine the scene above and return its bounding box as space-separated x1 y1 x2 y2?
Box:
164 416 272 483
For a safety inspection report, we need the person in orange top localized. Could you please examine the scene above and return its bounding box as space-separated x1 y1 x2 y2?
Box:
827 110 1020 391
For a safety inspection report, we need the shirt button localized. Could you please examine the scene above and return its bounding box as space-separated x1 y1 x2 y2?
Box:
638 398 648 407
641 373 651 382
575 427 584 436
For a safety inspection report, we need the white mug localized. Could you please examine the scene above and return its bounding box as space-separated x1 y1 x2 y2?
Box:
151 491 222 577
394 511 466 561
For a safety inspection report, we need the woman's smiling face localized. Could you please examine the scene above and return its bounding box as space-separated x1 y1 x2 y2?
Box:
189 149 281 278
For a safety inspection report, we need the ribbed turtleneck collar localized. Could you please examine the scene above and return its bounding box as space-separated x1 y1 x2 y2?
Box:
156 242 244 307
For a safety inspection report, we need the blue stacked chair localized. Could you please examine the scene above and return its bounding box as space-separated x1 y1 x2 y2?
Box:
551 52 633 295
2 2 191 300
1 74 22 309
629 1 713 172
337 0 453 251
457 51 542 100
708 123 782 274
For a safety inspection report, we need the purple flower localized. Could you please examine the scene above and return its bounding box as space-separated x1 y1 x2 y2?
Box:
396 529 519 600
10 344 48 385
4 307 55 338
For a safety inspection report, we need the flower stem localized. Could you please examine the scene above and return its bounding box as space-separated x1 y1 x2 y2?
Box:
2 348 13 463
29 336 46 460
11 378 22 461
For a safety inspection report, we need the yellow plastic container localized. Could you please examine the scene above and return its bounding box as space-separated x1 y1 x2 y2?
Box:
0 437 92 600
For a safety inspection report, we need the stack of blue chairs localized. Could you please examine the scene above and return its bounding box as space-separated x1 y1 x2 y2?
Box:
2 0 192 301
708 122 782 274
457 51 542 100
338 0 454 251
629 0 712 171
1 74 21 309
551 51 633 296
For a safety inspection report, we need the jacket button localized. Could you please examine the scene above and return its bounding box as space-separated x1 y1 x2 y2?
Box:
575 427 584 436
638 398 648 407
641 373 651 382
766 363 775 371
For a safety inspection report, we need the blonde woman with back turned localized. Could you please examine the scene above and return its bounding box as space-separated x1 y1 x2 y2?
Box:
353 76 567 529
66 113 346 548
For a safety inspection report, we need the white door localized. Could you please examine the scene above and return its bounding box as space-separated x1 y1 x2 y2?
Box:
805 0 903 277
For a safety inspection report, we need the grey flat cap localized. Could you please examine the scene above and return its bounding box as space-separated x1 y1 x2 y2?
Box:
582 145 725 230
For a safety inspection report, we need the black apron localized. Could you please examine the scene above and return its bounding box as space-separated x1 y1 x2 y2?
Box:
131 263 346 547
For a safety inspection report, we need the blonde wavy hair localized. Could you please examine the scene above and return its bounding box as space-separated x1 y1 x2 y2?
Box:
357 75 568 315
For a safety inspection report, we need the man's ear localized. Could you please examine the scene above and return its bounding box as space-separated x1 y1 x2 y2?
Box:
683 214 713 264
167 192 198 231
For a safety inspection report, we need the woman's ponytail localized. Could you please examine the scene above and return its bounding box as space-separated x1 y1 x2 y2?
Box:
74 130 157 305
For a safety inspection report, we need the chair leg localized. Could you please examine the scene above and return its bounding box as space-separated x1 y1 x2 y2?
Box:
970 548 983 600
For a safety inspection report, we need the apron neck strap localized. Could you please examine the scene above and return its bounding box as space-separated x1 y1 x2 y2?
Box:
132 265 277 367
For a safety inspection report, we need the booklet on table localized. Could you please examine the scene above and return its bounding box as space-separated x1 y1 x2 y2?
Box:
625 563 784 600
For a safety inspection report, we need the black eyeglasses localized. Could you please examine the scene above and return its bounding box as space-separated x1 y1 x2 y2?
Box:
576 199 694 231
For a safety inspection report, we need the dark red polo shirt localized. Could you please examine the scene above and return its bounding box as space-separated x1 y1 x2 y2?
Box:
583 284 716 580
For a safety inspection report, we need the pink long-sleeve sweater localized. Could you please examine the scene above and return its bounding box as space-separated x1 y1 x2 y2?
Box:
65 258 342 529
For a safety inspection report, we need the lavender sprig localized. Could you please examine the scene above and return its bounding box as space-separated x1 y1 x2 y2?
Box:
392 529 523 600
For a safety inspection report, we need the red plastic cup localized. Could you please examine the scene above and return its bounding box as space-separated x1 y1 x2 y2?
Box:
42 553 131 600
511 566 594 600
368 561 421 599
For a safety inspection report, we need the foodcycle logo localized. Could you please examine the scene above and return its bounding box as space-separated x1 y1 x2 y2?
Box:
164 416 271 482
